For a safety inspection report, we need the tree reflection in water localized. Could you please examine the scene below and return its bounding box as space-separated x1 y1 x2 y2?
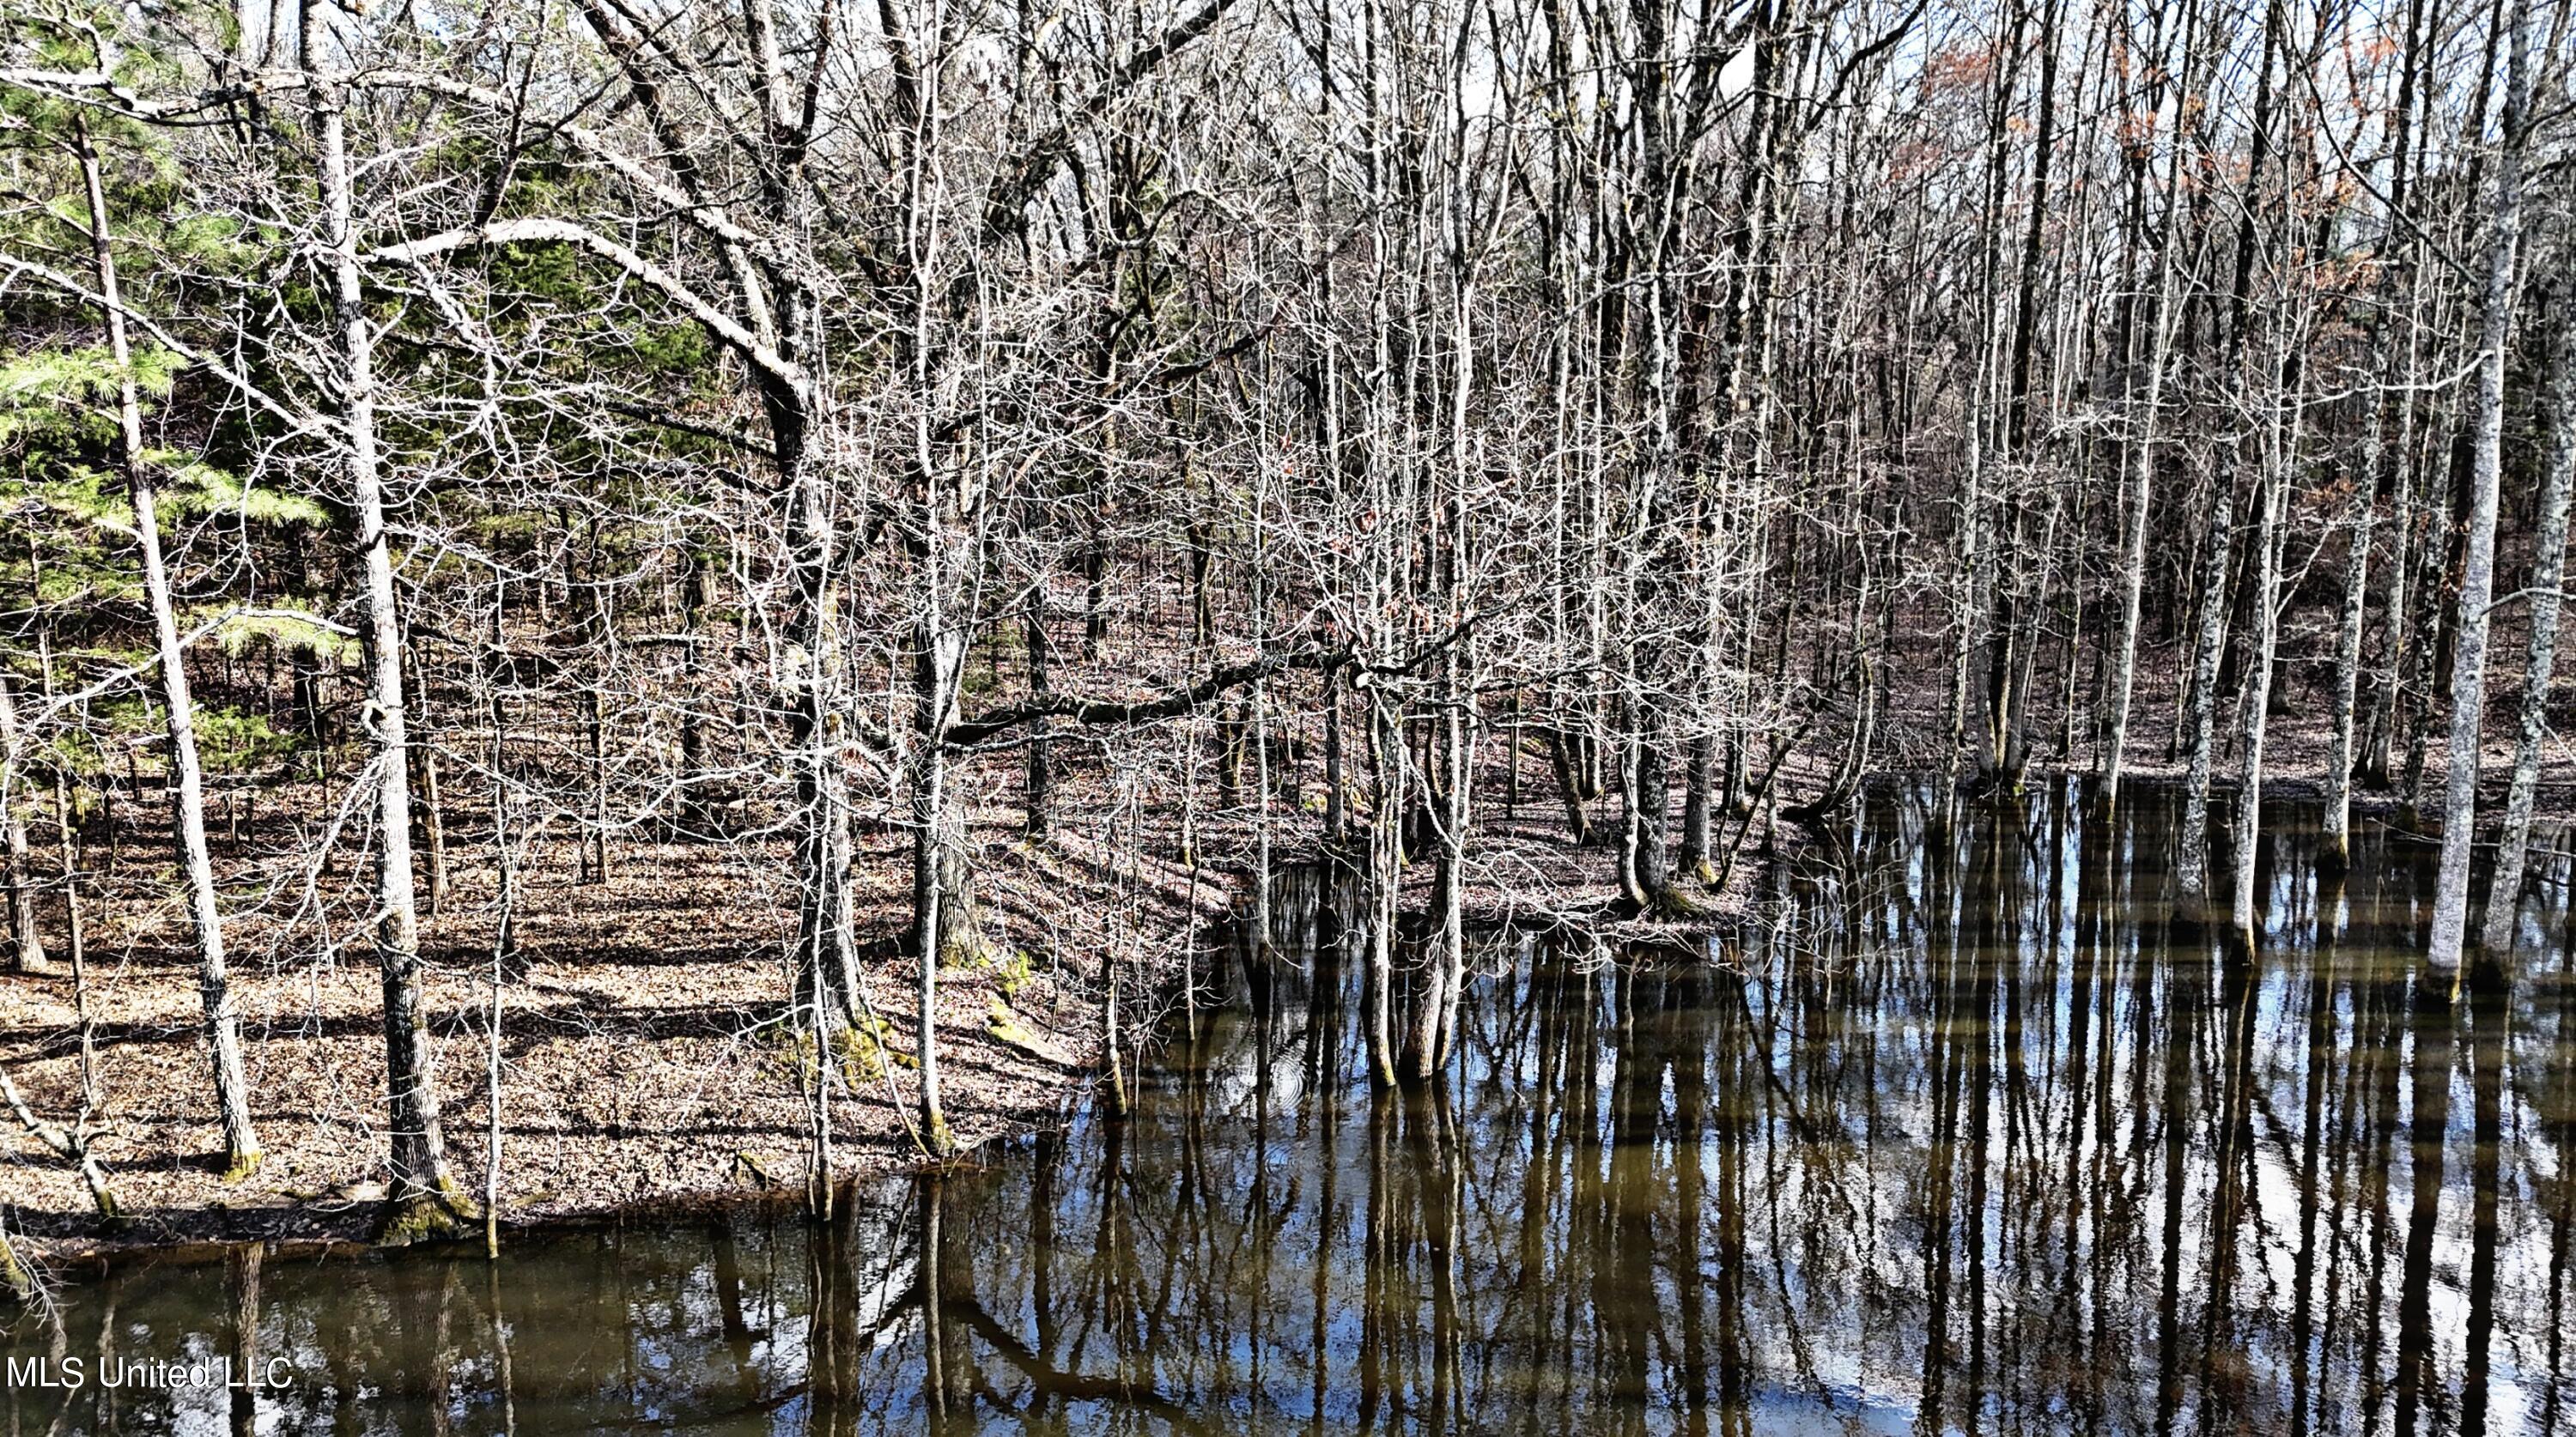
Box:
6 782 2573 1434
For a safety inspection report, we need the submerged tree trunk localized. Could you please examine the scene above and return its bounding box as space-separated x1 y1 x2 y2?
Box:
2103 110 2190 808
1322 665 1347 848
2478 287 2572 954
1402 658 1472 1082
2232 391 2291 948
2323 405 2380 864
2428 0 2528 970
1364 682 1401 1089
2178 458 2239 904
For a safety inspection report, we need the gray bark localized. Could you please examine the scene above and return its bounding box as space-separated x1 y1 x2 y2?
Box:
312 58 457 1224
76 119 262 1174
2427 0 2528 969
2477 288 2573 953
0 675 45 976
2232 354 2295 945
2322 399 2379 863
2178 457 2238 902
2102 53 2195 805
1364 681 1401 1089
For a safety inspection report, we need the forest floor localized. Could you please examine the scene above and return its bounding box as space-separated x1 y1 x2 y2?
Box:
9 641 2572 1273
0 730 1824 1272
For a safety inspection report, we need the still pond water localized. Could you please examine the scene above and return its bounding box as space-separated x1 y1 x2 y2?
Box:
7 783 2575 1434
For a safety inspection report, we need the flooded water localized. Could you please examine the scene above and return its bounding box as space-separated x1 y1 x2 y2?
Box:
8 782 2575 1434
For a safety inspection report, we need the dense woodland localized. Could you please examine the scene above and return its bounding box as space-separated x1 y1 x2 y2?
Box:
0 0 2572 1246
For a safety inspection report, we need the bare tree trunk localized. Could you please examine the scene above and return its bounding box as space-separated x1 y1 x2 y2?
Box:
907 752 951 1144
1364 682 1401 1089
1024 591 1053 840
416 738 448 915
2399 456 2455 805
483 579 515 1256
2477 287 2572 954
2324 401 2380 864
2428 0 2528 970
76 118 261 1176
678 552 713 834
1323 664 1347 847
1431 683 1469 1070
2102 98 2190 806
1678 731 1716 882
1619 712 1696 917
2232 350 2296 947
51 774 99 1117
313 61 459 1234
0 676 48 977
1546 727 1594 845
904 499 983 1155
2178 457 2239 904
580 688 606 884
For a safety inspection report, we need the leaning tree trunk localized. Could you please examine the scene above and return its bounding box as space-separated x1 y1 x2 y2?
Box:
2428 0 2527 971
2477 284 2572 954
77 119 261 1175
315 67 459 1237
1546 727 1594 845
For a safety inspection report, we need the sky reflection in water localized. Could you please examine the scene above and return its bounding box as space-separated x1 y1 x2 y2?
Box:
5 781 2573 1434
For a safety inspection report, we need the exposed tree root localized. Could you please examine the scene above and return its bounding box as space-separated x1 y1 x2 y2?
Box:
0 1228 34 1306
376 1182 480 1247
1612 882 1715 922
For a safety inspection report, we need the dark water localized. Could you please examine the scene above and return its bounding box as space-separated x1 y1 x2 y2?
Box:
9 782 2576 1434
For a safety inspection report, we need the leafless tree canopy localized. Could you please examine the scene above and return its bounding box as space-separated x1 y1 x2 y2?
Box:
1 0 2570 1228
